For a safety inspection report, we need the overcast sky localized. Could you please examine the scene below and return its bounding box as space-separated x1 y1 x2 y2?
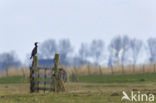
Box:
0 0 156 62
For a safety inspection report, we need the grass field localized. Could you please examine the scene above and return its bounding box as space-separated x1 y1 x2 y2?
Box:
0 73 156 103
0 73 156 84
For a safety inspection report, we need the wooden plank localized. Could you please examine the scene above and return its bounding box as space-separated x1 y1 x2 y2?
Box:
32 74 52 78
38 67 53 70
34 81 53 85
38 75 52 78
34 87 53 91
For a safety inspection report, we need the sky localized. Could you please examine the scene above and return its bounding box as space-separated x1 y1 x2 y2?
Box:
0 0 156 62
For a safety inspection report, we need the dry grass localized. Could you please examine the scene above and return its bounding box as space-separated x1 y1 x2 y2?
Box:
0 67 29 77
67 64 156 75
0 64 156 77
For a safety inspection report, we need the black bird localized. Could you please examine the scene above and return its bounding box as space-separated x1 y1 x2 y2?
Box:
30 42 39 59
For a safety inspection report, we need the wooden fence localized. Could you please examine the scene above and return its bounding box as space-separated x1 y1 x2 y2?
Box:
30 54 65 93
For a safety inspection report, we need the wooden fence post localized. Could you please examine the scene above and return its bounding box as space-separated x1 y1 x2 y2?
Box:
30 56 38 93
54 54 59 73
58 68 66 92
53 54 59 92
53 53 66 92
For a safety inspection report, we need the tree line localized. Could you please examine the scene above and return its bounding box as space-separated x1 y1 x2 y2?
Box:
0 35 156 71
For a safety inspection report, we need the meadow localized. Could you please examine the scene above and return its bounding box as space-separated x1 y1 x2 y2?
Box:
0 65 156 103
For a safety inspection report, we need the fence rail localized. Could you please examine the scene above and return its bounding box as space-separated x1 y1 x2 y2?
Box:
34 81 52 85
32 74 52 78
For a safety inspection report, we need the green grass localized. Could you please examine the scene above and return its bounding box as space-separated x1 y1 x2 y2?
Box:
78 73 156 83
0 82 156 103
0 93 109 103
1 73 156 84
0 76 29 84
1 73 156 103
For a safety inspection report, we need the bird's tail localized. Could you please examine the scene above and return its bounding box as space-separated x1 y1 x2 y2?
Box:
30 56 32 59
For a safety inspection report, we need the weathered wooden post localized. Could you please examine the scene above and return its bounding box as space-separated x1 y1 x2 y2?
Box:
30 56 38 93
58 68 66 92
53 53 60 92
52 53 66 92
54 54 59 75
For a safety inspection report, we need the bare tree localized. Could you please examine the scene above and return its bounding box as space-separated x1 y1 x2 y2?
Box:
58 39 73 65
0 51 21 72
38 39 57 59
79 43 90 62
90 40 104 65
147 38 156 63
130 39 143 65
108 35 130 65
121 36 130 64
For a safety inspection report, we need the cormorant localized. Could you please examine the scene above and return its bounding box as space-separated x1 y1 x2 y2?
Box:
30 42 39 59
